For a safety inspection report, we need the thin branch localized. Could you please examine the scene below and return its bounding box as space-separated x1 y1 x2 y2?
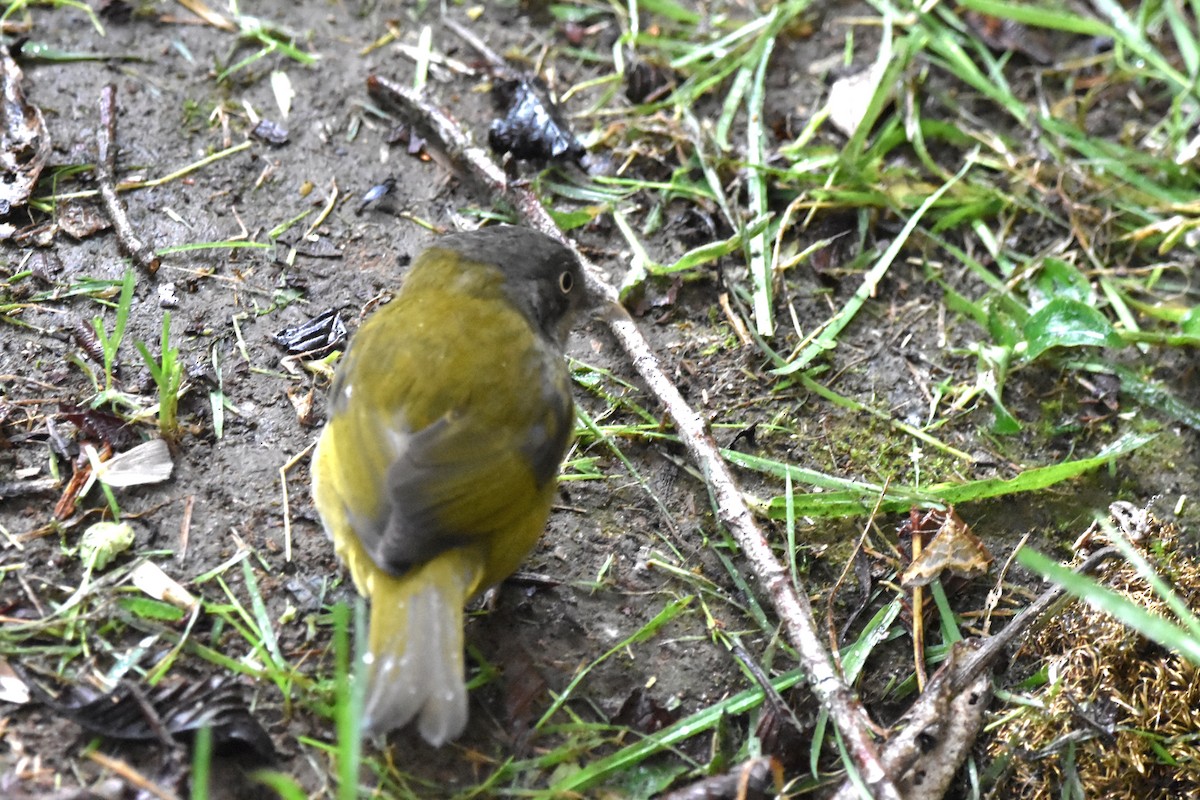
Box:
96 84 160 275
365 75 898 799
830 546 1121 799
956 546 1119 691
84 751 180 800
658 756 782 800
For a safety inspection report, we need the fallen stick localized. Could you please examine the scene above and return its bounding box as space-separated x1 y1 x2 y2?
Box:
658 756 782 800
366 75 899 800
96 84 160 275
829 546 1121 799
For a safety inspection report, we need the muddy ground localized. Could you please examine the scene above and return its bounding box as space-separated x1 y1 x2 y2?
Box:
1 1 1198 799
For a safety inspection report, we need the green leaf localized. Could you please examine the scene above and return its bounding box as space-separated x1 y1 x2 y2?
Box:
79 521 135 570
1022 297 1122 361
1034 258 1092 306
990 400 1022 435
118 595 186 622
985 300 1025 349
546 205 604 231
1181 306 1200 337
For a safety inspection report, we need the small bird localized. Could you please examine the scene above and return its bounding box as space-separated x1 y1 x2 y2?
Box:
311 226 591 745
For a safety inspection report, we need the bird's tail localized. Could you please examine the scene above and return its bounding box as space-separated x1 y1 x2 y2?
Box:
360 550 481 745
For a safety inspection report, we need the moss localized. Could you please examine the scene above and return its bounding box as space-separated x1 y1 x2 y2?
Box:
987 515 1200 799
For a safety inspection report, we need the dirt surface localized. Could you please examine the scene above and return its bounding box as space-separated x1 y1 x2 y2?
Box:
2 2 1198 799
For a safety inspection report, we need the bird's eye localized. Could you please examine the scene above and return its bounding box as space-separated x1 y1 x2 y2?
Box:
558 271 574 293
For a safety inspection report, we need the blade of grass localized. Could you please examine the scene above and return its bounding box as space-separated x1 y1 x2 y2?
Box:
745 6 778 336
1017 548 1200 666
548 668 805 793
240 559 286 671
1098 516 1200 641
811 598 903 777
796 372 974 462
44 141 253 204
333 601 365 800
774 149 979 375
954 0 1113 36
535 596 694 731
1090 0 1194 97
740 430 1156 518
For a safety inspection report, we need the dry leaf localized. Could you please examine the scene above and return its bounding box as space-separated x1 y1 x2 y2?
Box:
174 0 235 31
0 659 30 704
286 384 315 427
827 59 892 138
270 70 295 119
57 200 112 239
130 561 198 611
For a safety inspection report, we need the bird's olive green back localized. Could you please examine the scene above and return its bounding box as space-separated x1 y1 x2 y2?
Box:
320 249 574 587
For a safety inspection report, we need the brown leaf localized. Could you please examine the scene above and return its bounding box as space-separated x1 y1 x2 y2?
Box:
503 648 548 736
612 686 679 734
286 385 315 428
60 406 141 451
57 200 112 240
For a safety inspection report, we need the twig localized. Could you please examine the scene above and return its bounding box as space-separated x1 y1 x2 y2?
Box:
901 666 990 800
366 75 899 799
955 547 1118 690
178 493 195 561
911 532 927 691
84 751 181 800
830 546 1121 799
717 291 753 346
280 442 317 562
657 756 782 800
828 641 992 800
96 84 161 275
441 16 507 73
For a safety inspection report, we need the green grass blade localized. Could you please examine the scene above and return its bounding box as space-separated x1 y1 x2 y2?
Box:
1018 548 1200 666
775 151 978 374
548 669 805 793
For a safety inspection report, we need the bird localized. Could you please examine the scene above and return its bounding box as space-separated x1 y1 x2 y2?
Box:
311 225 592 745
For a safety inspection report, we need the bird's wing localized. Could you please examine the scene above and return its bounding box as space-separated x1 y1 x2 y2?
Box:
322 293 574 578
